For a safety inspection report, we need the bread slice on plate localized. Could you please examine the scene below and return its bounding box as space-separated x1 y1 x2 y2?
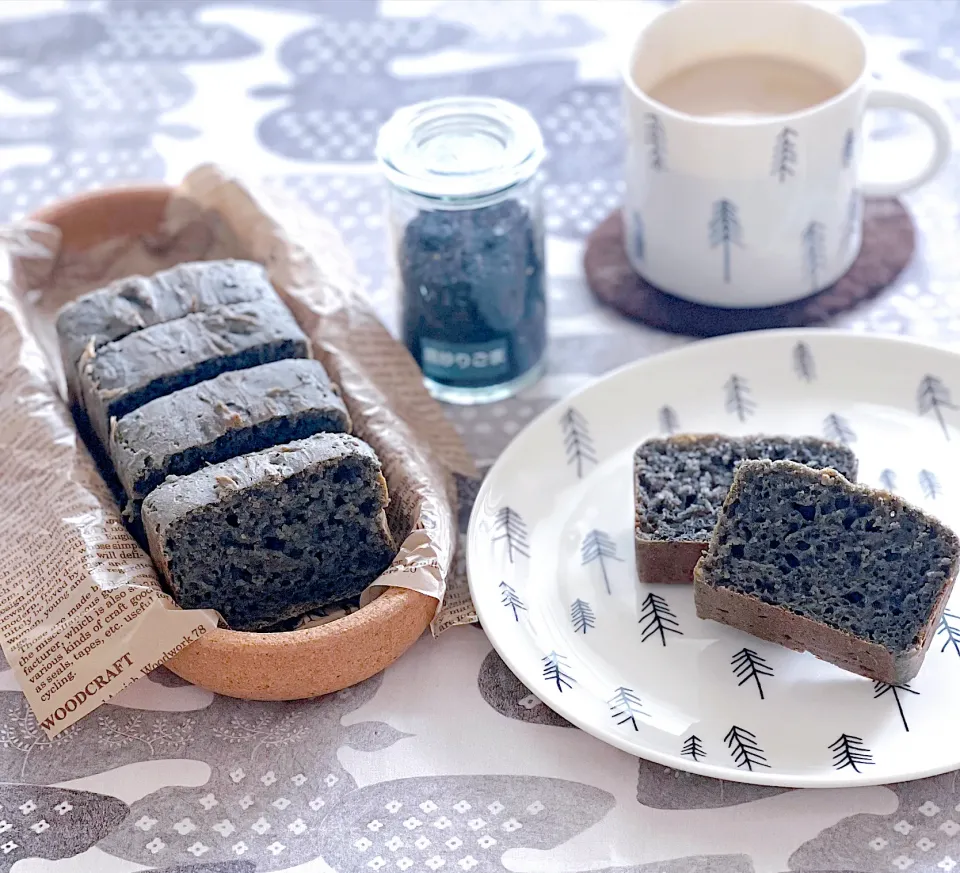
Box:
634 434 858 584
694 459 960 684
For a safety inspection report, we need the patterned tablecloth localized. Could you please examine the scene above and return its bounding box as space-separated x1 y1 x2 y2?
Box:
3 1 960 871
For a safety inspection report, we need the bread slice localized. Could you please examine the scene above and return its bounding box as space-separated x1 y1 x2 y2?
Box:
79 297 309 448
634 434 858 584
57 260 276 403
694 459 960 684
142 433 397 631
110 358 351 524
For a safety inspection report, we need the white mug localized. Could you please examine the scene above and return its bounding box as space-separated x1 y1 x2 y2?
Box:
622 0 953 309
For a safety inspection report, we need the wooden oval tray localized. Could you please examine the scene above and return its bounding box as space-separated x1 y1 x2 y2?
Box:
30 186 436 700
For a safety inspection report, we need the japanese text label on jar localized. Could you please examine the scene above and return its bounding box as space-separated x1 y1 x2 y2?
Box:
376 97 547 405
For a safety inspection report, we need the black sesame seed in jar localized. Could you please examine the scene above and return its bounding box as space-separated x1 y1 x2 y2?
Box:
400 198 546 393
377 97 547 404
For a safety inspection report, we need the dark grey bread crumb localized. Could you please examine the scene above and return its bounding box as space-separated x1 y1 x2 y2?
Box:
56 260 275 401
142 433 397 631
634 434 858 584
79 297 309 448
111 358 351 517
694 459 960 683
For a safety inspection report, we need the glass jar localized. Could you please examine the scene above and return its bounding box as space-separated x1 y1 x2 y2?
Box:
376 96 547 405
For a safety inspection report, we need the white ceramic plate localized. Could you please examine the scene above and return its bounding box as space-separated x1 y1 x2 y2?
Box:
468 329 960 788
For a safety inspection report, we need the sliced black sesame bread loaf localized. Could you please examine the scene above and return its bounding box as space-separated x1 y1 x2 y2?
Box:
110 358 351 522
694 459 960 684
142 433 397 631
634 434 858 584
79 297 309 448
57 260 275 401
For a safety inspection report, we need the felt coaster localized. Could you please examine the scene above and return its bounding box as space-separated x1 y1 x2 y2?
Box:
583 197 914 338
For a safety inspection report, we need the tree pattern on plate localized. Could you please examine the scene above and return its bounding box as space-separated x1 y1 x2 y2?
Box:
830 734 874 773
724 375 755 422
492 507 530 563
918 374 955 439
731 648 774 701
570 599 595 634
824 413 856 445
638 593 682 646
659 405 680 434
561 407 597 479
879 468 897 491
937 610 960 657
873 682 919 733
608 687 647 731
793 341 816 382
541 653 574 693
681 735 706 762
724 726 769 772
919 468 942 499
499 582 525 622
580 530 621 595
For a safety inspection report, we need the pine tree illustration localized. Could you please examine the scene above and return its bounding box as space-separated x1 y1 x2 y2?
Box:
802 220 827 291
840 189 861 257
917 374 956 440
492 506 530 562
724 725 770 771
570 598 595 634
608 686 647 730
542 651 573 692
644 112 666 170
709 199 742 283
824 412 856 445
659 405 680 435
499 581 525 621
560 407 597 478
580 529 622 595
919 469 941 500
938 610 960 657
793 341 816 382
681 734 706 762
873 681 919 733
829 733 874 773
639 591 682 645
725 374 756 422
731 647 774 700
632 210 645 262
842 128 855 168
879 468 897 491
771 126 798 182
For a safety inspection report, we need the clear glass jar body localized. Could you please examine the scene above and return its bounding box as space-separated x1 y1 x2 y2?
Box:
377 97 547 405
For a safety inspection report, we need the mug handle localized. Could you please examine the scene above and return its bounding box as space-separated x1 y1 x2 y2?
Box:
861 85 953 197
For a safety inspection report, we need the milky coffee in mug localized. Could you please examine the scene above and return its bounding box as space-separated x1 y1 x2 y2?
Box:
646 55 844 120
622 0 952 308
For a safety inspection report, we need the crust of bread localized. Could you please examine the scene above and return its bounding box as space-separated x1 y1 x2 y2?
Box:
635 538 706 585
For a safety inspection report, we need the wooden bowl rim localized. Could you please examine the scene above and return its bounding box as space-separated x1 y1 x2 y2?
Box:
28 185 434 655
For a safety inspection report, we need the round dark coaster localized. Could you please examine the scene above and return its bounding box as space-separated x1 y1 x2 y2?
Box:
584 197 914 338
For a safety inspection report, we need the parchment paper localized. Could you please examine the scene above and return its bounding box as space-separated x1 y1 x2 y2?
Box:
0 164 478 737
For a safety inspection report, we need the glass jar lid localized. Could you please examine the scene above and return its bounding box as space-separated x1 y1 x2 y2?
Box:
376 96 545 201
